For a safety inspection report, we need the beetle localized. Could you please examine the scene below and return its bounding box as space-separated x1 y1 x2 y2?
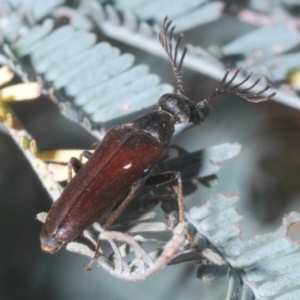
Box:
40 17 275 262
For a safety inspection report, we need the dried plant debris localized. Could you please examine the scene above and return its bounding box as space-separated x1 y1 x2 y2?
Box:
37 210 188 281
0 66 63 200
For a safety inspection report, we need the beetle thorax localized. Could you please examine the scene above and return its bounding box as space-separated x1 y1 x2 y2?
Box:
130 110 175 147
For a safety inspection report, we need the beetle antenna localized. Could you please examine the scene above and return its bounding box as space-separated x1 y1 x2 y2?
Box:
197 67 276 108
159 16 187 95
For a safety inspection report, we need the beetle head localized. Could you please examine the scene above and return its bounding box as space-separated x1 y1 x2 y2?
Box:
158 93 207 125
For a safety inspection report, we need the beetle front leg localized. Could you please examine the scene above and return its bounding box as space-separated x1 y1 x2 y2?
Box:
67 150 93 182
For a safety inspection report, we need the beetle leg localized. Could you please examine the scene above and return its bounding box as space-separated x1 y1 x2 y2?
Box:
154 160 197 248
144 172 184 214
79 150 93 161
145 171 181 186
67 151 93 182
85 177 147 271
140 194 176 206
146 171 186 223
144 172 186 207
103 178 147 231
68 157 82 182
155 160 186 223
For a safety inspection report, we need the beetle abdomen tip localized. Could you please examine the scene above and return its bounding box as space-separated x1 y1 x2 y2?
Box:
40 224 63 254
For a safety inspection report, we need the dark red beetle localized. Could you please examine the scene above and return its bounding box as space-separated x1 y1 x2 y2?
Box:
41 17 275 258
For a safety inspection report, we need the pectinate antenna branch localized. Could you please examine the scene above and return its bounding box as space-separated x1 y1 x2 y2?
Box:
159 16 187 95
197 67 276 108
